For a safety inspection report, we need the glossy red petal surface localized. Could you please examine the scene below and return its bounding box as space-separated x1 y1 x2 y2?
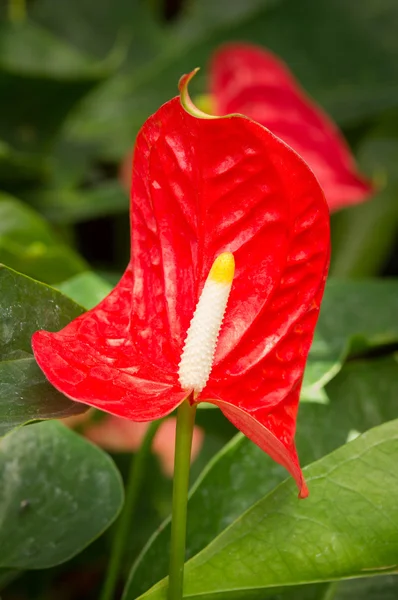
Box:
33 76 329 489
210 43 373 212
32 267 187 420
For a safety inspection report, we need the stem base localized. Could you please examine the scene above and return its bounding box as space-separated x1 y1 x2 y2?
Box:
168 398 196 600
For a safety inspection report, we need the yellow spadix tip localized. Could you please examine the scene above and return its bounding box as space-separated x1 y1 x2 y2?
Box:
209 252 235 284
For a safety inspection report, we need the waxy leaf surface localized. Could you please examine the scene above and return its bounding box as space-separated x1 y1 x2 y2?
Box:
126 354 398 598
134 417 398 599
0 421 123 569
210 43 372 212
0 265 86 437
33 84 329 495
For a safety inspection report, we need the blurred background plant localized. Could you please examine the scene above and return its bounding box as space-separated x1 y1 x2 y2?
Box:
0 0 397 599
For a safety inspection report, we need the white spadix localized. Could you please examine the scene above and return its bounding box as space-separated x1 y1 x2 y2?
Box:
178 252 235 393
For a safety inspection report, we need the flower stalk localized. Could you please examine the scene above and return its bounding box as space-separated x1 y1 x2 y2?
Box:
168 397 197 600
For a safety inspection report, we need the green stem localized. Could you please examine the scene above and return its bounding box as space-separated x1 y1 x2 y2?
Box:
8 0 26 22
100 419 161 600
168 398 197 600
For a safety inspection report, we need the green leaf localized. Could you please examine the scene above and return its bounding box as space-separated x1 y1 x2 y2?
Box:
57 271 113 309
0 420 123 569
26 181 128 224
60 0 398 160
0 21 111 153
125 355 398 598
303 279 398 397
135 418 398 599
0 193 87 284
316 280 398 352
0 265 87 437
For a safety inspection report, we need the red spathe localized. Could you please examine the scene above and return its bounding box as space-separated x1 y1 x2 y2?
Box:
33 73 330 498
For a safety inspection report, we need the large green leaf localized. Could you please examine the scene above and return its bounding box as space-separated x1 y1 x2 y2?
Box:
0 420 123 569
125 355 398 598
53 0 398 160
0 193 87 284
0 21 111 154
303 279 398 398
0 265 86 437
135 417 398 599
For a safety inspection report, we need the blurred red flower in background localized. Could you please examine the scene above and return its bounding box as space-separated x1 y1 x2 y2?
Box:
209 43 372 212
33 71 330 498
63 412 204 477
121 44 372 212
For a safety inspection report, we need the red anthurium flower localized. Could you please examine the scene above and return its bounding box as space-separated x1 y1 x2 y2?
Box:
209 43 372 212
33 70 330 498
